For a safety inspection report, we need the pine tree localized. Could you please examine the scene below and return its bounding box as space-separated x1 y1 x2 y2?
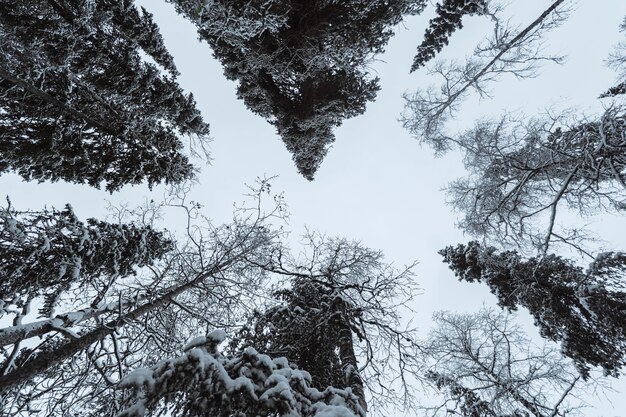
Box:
0 0 209 192
114 330 361 417
234 279 356 397
169 0 425 179
439 241 626 378
0 201 173 317
411 0 488 71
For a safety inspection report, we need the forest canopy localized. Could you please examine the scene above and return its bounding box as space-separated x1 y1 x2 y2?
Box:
0 1 625 416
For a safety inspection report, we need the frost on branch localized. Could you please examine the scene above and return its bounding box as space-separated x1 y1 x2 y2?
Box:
443 108 626 253
420 308 592 417
600 15 626 98
0 0 209 191
403 0 568 152
117 330 361 417
170 0 425 179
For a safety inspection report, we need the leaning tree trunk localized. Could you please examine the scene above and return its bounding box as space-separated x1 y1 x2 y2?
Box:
0 258 236 392
0 302 123 347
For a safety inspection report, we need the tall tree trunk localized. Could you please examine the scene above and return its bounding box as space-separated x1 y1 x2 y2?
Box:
335 300 367 416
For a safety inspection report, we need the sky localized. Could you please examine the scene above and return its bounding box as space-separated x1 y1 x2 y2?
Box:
1 0 626 415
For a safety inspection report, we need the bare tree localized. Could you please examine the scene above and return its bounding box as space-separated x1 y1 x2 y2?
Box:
233 231 422 415
420 308 597 417
443 107 626 254
402 0 569 153
601 15 626 98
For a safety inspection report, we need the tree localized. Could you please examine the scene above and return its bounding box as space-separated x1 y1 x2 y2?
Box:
411 0 488 71
0 201 173 318
0 0 209 192
232 232 422 414
601 16 626 98
114 330 362 417
421 308 591 417
169 0 425 179
402 0 568 152
0 181 286 415
439 241 626 378
443 107 626 253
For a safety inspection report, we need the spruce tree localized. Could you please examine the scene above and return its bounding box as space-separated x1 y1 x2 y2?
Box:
0 0 209 192
234 279 354 394
169 0 425 179
411 0 487 71
439 241 626 378
0 202 173 317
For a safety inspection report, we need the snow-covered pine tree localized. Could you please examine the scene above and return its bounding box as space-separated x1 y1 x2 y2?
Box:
169 0 425 179
410 0 488 71
0 0 209 192
115 330 362 417
439 241 626 378
0 201 173 317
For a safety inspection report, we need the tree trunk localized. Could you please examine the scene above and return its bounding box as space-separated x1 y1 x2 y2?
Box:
0 259 234 392
0 302 120 347
335 300 367 416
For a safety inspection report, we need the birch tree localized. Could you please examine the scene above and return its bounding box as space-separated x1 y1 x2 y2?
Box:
402 0 569 152
0 181 286 416
445 107 626 253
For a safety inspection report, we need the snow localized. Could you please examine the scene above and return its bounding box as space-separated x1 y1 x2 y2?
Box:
183 335 207 351
117 334 360 417
311 404 358 417
119 368 155 390
208 329 226 343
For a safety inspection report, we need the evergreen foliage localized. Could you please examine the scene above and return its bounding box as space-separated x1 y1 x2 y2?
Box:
116 330 361 417
439 242 626 378
231 234 421 413
411 0 487 71
169 0 425 179
234 279 354 393
0 0 209 191
0 202 172 317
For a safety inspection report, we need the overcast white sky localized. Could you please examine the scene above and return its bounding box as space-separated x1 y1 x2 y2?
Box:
1 0 626 415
